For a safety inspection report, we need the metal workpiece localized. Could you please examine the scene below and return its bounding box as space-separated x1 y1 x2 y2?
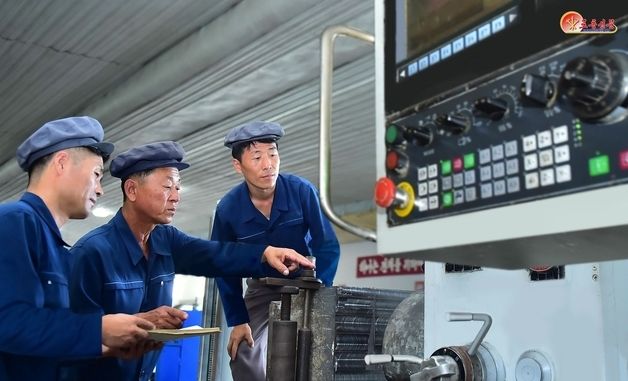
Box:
382 292 425 380
269 320 299 381
267 286 301 381
296 257 318 381
370 311 505 381
269 286 412 380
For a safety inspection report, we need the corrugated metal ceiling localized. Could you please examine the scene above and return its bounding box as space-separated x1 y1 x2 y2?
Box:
0 0 376 244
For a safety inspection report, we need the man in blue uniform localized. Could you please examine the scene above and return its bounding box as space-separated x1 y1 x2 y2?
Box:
213 121 340 380
0 116 157 381
68 140 314 381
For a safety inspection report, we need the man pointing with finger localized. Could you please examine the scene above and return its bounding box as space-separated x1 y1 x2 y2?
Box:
68 141 312 381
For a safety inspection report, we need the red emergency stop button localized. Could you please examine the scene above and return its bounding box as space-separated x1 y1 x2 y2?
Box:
374 177 397 208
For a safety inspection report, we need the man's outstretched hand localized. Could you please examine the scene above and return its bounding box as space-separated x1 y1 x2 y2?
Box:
262 246 315 275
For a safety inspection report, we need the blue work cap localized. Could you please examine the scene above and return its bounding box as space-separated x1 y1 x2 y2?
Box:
224 121 285 149
16 116 114 171
110 141 190 179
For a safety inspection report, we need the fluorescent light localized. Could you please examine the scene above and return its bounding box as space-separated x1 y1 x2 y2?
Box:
92 206 114 218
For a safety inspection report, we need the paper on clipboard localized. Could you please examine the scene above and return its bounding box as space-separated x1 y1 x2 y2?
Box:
148 325 221 342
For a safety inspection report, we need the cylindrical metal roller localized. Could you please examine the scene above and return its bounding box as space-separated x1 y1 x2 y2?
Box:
267 320 298 381
382 292 425 381
296 328 312 381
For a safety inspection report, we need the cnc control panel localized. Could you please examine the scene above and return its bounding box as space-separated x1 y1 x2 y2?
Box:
376 31 628 227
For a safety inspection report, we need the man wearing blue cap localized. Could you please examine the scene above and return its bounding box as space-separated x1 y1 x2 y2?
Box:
213 121 340 380
67 141 314 381
0 116 157 381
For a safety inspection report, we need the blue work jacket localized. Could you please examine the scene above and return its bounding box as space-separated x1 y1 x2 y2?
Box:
211 173 340 326
68 209 269 381
0 193 102 381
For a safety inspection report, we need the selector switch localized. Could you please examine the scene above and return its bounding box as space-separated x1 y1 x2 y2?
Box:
521 73 557 107
386 123 434 147
474 97 509 120
437 113 471 135
406 125 434 147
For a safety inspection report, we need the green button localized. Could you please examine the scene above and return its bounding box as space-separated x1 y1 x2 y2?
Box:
441 160 452 175
386 125 399 144
464 153 475 169
589 155 610 176
442 192 453 207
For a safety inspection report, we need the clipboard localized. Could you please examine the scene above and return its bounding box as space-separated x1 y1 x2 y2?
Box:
148 325 221 342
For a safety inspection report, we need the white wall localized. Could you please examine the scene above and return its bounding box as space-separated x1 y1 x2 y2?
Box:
172 274 206 308
335 241 422 291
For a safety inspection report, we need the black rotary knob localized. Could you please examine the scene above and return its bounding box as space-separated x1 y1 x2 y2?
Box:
405 125 434 147
474 97 509 120
559 53 628 121
437 113 471 135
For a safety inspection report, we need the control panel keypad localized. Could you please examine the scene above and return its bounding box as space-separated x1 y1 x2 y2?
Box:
523 125 572 190
415 127 574 215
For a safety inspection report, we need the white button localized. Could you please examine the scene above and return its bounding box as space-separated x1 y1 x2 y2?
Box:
523 135 537 153
418 182 428 196
417 198 428 211
428 195 439 210
554 145 570 163
418 167 428 181
539 149 554 167
537 130 552 148
465 187 477 201
479 148 491 164
454 189 464 205
428 164 438 178
453 173 464 188
481 183 493 199
492 15 506 33
540 168 555 186
47 280 52 285
480 166 492 182
428 180 438 194
506 158 519 175
464 170 476 185
441 177 452 191
553 125 569 144
160 281 164 286
507 177 520 193
525 172 539 189
492 162 505 178
556 164 572 183
505 140 518 157
493 179 506 196
524 154 538 171
491 145 504 161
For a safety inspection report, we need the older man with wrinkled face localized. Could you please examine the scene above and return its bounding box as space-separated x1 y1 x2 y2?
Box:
67 141 313 381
